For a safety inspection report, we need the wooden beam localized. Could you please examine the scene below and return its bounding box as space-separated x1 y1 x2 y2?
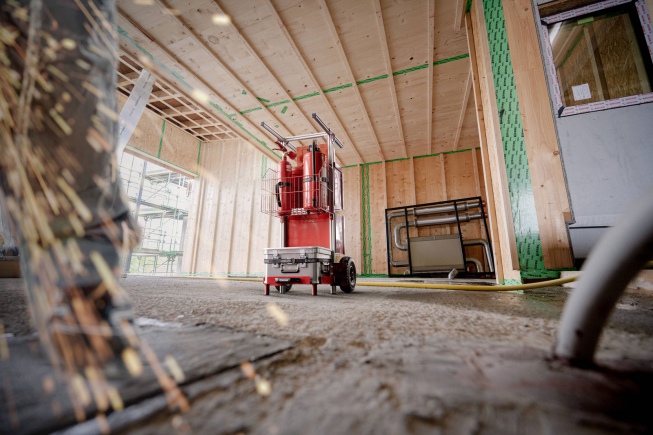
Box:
455 0 466 32
465 13 504 282
502 0 573 268
161 107 204 116
262 0 364 164
317 0 384 161
471 0 520 276
453 70 472 151
116 8 280 162
371 0 407 158
155 0 298 140
427 0 435 154
538 0 597 18
212 0 319 147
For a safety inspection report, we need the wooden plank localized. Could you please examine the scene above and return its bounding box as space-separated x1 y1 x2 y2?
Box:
342 166 362 271
413 155 447 238
453 70 472 150
368 163 387 274
385 160 414 208
208 0 324 147
455 0 467 32
502 0 573 268
205 144 225 274
317 0 384 161
444 150 482 245
427 0 435 154
371 0 407 158
471 0 520 278
115 11 280 162
261 0 364 164
538 0 597 18
155 0 301 143
431 58 472 154
229 146 255 274
212 143 239 274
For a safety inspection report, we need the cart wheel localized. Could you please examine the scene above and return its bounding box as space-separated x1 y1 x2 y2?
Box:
339 257 356 293
275 284 292 294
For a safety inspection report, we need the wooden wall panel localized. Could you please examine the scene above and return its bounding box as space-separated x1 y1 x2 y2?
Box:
181 139 276 276
368 163 388 274
248 156 277 273
229 147 256 274
385 160 415 208
342 166 362 270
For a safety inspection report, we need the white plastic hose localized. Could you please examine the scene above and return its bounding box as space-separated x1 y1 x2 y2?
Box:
554 190 653 366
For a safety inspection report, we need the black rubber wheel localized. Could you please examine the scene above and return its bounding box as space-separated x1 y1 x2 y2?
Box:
275 284 292 294
339 257 356 293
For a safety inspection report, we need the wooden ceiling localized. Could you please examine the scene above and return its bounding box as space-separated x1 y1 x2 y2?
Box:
116 0 479 165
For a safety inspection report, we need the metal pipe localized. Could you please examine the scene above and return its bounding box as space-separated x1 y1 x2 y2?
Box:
554 191 653 366
393 212 484 251
462 239 494 273
260 122 297 152
312 113 344 149
466 257 483 273
386 199 481 222
283 132 330 143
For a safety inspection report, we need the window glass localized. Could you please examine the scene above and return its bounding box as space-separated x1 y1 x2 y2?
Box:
547 4 653 107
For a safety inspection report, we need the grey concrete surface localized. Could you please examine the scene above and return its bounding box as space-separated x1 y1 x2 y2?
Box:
1 276 653 434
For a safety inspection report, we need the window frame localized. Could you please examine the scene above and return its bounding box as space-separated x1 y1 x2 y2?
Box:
541 0 653 116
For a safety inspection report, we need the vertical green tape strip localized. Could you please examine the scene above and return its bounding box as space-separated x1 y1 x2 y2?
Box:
360 164 372 275
483 0 557 279
157 119 166 158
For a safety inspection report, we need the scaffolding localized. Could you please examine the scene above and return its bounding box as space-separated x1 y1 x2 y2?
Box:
119 153 191 275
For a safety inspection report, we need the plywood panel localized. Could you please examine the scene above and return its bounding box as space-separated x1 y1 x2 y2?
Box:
124 99 164 158
229 145 256 274
197 143 222 273
248 155 276 275
329 0 385 80
433 0 469 61
368 163 387 274
396 70 429 156
413 155 447 238
359 79 405 160
342 166 362 270
413 155 446 205
431 58 473 154
159 123 201 175
444 151 483 262
502 0 573 268
212 143 240 274
385 160 414 208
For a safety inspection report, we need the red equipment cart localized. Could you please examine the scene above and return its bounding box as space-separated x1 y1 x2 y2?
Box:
260 113 356 296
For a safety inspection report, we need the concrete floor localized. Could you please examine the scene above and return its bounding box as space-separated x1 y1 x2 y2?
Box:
1 276 653 434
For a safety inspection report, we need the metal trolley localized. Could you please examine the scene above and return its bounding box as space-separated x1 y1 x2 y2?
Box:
260 114 356 296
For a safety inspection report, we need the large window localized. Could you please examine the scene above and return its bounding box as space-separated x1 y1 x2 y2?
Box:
541 0 653 116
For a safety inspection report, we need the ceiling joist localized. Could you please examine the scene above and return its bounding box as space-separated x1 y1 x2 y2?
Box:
262 0 364 164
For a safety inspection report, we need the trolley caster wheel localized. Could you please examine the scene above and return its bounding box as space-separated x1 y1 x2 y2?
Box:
275 284 292 294
339 257 356 293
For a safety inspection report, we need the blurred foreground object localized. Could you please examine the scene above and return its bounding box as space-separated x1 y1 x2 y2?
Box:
0 0 141 373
